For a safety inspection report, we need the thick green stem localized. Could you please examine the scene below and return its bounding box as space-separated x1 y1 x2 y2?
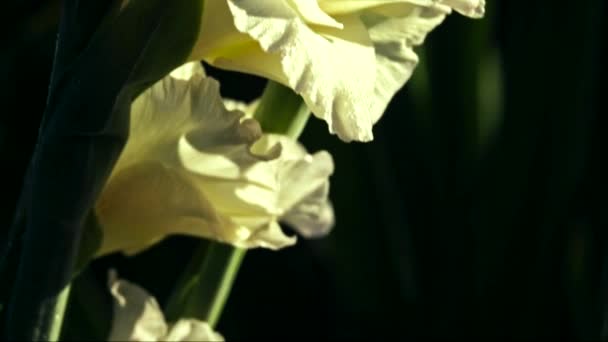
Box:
166 81 309 327
253 81 311 138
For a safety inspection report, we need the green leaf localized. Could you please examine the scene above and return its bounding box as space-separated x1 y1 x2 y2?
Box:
73 213 103 276
5 0 203 339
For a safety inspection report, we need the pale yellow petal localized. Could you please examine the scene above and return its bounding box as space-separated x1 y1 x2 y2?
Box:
96 63 282 254
362 7 449 123
318 0 485 17
96 162 227 256
441 0 485 18
116 62 263 174
97 157 285 253
97 62 336 254
227 0 377 141
178 131 335 247
283 185 335 238
108 271 168 341
269 135 335 238
287 0 344 28
195 0 483 142
222 97 260 116
177 134 297 250
108 272 223 342
318 0 439 15
245 134 335 240
191 0 254 62
170 61 206 79
281 156 335 238
165 320 224 341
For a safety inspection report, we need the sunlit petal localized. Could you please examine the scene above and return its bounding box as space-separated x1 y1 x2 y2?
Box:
96 63 335 255
194 0 484 142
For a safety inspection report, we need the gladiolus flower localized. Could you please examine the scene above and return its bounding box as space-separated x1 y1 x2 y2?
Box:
107 271 224 341
190 0 485 142
95 62 334 256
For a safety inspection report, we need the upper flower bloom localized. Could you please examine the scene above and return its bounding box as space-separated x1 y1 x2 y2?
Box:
107 271 224 341
190 0 485 142
95 62 334 256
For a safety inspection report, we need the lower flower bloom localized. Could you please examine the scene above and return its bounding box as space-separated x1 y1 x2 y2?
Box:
95 62 334 256
108 270 224 341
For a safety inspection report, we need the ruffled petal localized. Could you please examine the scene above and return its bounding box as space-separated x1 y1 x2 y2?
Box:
97 63 334 254
279 150 335 238
115 62 264 174
195 0 483 142
97 62 271 255
362 6 450 123
108 270 168 341
108 271 223 342
214 99 336 238
265 134 335 238
224 0 377 142
165 320 224 341
177 134 298 250
177 131 335 246
440 0 485 18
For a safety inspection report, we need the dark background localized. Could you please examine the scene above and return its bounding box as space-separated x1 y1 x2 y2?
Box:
1 0 606 339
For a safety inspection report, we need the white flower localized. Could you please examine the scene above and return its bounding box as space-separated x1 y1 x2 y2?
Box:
95 62 334 256
107 270 224 341
190 0 485 142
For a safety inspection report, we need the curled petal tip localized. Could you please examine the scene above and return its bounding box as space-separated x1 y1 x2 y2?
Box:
443 0 486 18
469 0 486 18
237 118 264 142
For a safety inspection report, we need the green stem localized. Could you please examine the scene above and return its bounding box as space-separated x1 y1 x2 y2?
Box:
165 243 245 328
48 284 71 342
164 243 208 322
191 245 246 327
253 81 311 138
165 81 309 327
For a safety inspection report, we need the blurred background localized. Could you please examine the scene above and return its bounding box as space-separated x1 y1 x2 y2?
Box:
1 0 606 339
